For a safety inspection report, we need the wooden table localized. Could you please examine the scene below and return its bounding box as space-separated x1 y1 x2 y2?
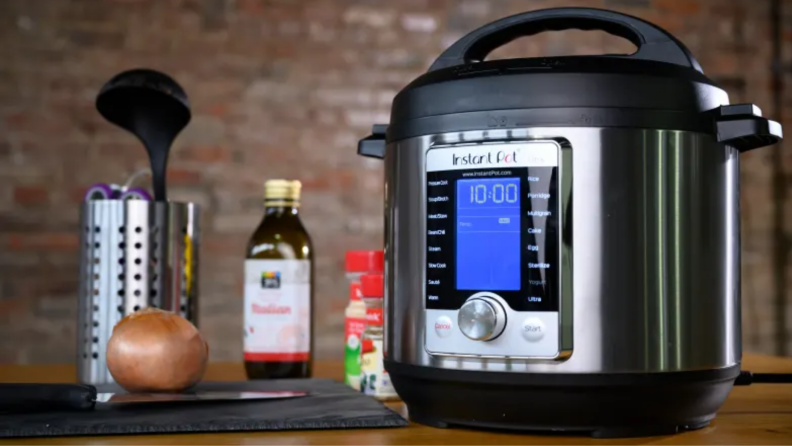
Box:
2 354 792 444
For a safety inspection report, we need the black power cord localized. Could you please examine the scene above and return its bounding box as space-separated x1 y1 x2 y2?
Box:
735 371 792 386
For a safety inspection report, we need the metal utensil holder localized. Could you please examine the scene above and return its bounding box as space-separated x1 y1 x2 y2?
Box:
77 200 200 385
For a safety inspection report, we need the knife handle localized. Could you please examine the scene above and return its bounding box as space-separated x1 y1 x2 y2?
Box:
0 383 97 413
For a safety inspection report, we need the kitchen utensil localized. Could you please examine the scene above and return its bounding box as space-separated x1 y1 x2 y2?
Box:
118 169 153 200
0 383 306 414
357 7 783 439
78 200 200 385
96 69 191 202
121 168 151 190
84 184 118 201
84 169 153 201
119 188 152 201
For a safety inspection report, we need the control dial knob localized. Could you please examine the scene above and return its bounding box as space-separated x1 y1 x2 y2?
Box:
457 295 506 341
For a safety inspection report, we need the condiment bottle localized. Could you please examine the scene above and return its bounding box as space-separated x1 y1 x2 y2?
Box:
243 179 314 379
359 273 399 401
343 250 384 390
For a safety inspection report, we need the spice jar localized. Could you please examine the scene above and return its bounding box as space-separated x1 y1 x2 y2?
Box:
359 273 399 401
343 251 384 390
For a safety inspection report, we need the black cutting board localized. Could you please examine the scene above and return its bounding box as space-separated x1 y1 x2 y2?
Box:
0 379 407 438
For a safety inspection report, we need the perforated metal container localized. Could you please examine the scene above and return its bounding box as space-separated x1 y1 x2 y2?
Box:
77 200 200 385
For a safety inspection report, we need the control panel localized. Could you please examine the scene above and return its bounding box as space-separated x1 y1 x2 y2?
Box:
424 141 562 358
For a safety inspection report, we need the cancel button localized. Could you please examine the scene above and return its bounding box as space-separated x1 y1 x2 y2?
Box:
521 317 545 342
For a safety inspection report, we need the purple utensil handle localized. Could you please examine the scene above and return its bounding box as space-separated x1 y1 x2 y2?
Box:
119 187 152 201
84 184 117 201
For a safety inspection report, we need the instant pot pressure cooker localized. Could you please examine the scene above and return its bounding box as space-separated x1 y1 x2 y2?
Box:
357 7 783 438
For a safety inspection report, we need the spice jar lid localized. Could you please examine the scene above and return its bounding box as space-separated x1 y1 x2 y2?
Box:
360 273 384 298
345 250 384 273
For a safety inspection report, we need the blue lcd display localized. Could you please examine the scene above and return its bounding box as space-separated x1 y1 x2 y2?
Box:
456 177 521 291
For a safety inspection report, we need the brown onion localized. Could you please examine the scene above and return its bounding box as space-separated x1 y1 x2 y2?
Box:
106 307 208 393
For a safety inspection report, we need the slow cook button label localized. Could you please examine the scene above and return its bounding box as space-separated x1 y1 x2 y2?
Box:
434 316 453 338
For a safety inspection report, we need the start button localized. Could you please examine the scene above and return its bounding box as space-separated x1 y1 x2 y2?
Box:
521 317 545 342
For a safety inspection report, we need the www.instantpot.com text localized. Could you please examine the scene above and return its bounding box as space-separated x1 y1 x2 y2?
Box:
461 169 513 177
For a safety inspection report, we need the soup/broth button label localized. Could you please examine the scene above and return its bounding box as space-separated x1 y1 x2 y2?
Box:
434 316 453 338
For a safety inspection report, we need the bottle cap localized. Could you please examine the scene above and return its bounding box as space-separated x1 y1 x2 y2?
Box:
345 250 384 273
349 281 362 301
264 179 301 207
360 273 384 299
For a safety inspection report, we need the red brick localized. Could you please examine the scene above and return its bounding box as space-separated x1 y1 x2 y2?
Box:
179 145 232 163
0 299 29 320
236 0 264 15
301 170 357 190
69 186 89 204
5 233 79 251
13 186 49 206
705 54 739 75
166 168 203 185
300 176 331 189
206 103 230 118
204 234 249 255
653 0 701 15
4 112 72 136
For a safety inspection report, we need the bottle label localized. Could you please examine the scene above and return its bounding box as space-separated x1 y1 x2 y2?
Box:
361 339 397 399
243 259 311 362
366 307 383 326
344 316 366 390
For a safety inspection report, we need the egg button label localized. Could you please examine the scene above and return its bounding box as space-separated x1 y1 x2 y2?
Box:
434 316 453 338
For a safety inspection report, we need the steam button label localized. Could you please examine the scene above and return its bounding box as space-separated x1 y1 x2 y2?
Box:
434 316 453 338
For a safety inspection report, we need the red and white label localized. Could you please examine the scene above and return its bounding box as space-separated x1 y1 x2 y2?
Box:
345 317 366 347
366 308 383 326
243 260 311 362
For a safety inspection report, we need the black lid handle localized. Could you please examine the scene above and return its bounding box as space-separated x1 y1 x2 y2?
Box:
429 7 702 72
714 104 783 152
357 124 387 159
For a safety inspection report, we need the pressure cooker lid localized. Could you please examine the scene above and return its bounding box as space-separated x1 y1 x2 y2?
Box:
386 7 731 141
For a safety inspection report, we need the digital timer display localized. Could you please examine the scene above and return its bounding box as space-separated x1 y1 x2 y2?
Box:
456 177 521 291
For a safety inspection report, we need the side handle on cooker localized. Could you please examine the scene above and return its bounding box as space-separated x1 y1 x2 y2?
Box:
428 7 701 72
714 104 783 152
358 124 388 159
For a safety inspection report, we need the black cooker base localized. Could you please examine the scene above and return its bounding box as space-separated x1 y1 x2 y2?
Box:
385 360 740 439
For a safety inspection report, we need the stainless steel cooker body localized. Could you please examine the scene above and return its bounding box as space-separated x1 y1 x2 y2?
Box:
384 127 741 375
357 5 784 438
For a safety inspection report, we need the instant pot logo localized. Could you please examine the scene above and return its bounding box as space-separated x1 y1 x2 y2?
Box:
452 150 517 166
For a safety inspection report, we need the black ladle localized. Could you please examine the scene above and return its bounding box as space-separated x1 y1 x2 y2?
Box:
96 69 191 202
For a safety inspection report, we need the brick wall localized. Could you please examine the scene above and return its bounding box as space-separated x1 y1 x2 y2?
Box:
0 0 791 364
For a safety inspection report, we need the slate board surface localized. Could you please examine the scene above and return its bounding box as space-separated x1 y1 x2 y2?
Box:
0 379 408 438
